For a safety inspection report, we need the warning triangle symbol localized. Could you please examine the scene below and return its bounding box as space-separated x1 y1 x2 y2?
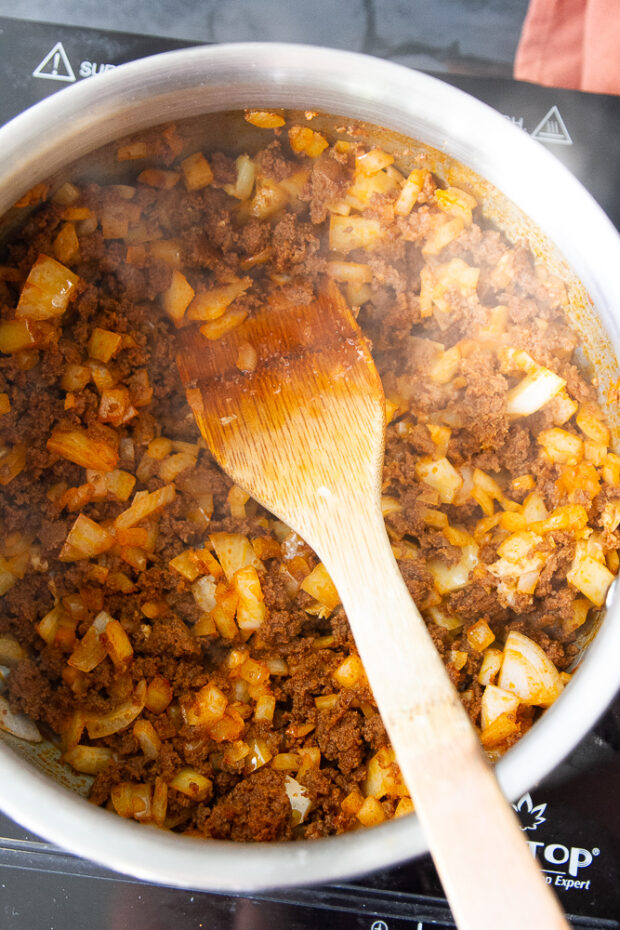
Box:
531 105 572 146
33 41 76 83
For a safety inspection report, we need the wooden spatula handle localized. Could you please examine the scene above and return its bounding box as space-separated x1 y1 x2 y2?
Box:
316 504 569 930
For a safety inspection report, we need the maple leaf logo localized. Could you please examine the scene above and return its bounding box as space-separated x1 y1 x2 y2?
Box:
513 792 547 831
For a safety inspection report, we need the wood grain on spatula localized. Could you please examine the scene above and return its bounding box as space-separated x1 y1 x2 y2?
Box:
176 282 569 930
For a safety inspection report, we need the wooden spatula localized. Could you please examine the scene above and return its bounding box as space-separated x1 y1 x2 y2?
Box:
176 282 569 930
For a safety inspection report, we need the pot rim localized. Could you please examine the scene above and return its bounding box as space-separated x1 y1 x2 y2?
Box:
0 41 619 892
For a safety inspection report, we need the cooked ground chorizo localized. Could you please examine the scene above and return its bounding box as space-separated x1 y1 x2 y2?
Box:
0 113 618 841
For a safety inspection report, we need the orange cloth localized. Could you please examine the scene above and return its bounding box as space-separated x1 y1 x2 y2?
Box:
515 0 620 94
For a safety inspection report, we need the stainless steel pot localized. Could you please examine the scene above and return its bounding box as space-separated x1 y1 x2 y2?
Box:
0 43 619 892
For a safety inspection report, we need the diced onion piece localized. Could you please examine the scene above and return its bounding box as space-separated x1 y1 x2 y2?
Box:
111 783 152 821
498 631 564 707
451 650 468 670
422 216 464 256
211 583 239 639
192 575 217 613
99 387 136 427
227 485 250 519
86 680 146 738
52 181 80 205
326 261 372 284
466 619 495 652
244 110 285 128
576 404 610 445
133 719 162 760
530 503 589 535
104 469 136 502
478 647 503 686
151 777 168 827
585 440 607 467
284 775 312 826
53 222 80 265
180 152 214 191
300 562 340 614
551 390 578 426
416 457 463 504
567 549 614 607
248 176 289 219
145 676 173 714
427 543 479 595
0 635 27 668
0 444 26 486
480 712 519 748
117 141 148 161
395 797 415 818
333 654 366 688
563 597 592 635
345 168 398 211
497 530 543 563
137 169 180 189
47 428 118 473
381 495 402 517
363 746 408 799
101 619 133 670
209 707 246 743
159 451 196 483
480 684 520 730
16 254 79 320
234 565 266 631
356 796 386 827
288 125 329 158
434 186 477 225
427 605 463 631
88 328 122 363
254 692 276 723
315 694 338 711
60 514 115 562
602 500 620 533
236 341 258 373
0 319 53 354
521 492 548 524
430 346 460 385
169 549 202 582
211 532 263 581
62 745 113 774
147 437 173 460
394 169 428 217
603 453 620 486
68 622 107 672
0 695 41 742
271 752 300 772
245 737 273 772
329 216 385 253
115 484 176 530
223 154 256 201
355 148 394 175
200 307 248 341
184 682 227 729
297 747 320 778
538 428 583 465
223 741 250 766
161 270 195 326
187 277 252 322
506 367 566 417
149 238 182 268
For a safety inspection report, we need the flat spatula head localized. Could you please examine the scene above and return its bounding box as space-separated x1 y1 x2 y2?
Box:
176 282 386 542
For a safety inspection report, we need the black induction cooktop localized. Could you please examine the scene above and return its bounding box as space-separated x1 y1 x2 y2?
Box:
0 14 619 929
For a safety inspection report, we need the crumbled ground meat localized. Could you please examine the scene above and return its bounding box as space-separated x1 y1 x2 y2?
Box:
0 115 615 842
